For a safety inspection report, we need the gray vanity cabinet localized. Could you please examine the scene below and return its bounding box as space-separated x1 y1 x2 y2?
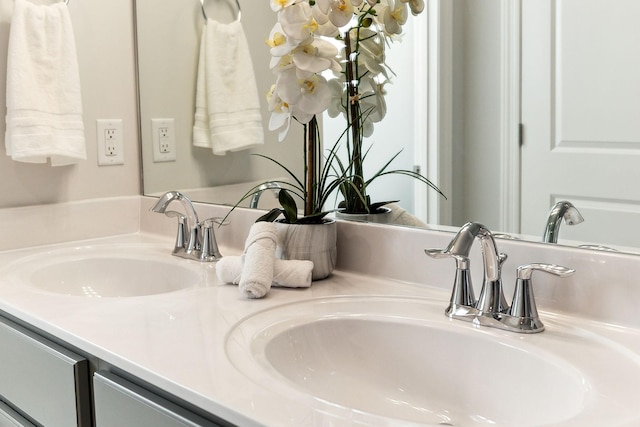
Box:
0 401 35 427
0 316 91 427
94 371 224 427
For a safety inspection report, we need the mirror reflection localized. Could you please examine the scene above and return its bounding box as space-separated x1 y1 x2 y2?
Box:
136 0 640 254
137 0 303 210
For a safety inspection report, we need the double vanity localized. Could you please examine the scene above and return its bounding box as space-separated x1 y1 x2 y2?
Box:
0 196 638 426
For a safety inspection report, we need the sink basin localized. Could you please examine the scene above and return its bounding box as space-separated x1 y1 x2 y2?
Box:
5 244 204 297
226 296 640 426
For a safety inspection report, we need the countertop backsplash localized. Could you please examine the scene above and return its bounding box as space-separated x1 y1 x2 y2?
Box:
0 195 638 328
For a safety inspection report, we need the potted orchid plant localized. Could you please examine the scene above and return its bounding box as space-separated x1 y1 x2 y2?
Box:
267 0 444 221
229 0 446 279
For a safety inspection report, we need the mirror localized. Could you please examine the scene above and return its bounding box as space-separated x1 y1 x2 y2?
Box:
135 0 640 254
136 0 304 210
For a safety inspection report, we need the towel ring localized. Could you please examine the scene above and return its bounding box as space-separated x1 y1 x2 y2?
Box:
200 0 241 21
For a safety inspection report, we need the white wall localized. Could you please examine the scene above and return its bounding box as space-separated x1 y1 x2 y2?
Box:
450 0 503 229
0 0 140 208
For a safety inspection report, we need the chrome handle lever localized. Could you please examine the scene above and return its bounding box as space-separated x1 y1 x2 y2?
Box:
425 249 475 311
509 263 575 331
164 211 187 252
199 218 225 261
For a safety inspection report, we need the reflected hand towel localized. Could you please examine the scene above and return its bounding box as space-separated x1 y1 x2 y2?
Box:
193 19 264 155
5 0 86 166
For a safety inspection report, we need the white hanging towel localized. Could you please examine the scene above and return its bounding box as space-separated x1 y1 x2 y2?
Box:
5 0 86 166
193 19 264 155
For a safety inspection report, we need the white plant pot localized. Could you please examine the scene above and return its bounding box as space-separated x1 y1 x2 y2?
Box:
335 206 393 224
275 220 337 280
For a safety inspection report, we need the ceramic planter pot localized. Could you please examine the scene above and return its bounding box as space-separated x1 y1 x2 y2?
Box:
275 220 337 280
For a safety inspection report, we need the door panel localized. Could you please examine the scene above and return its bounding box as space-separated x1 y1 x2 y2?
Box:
521 0 640 248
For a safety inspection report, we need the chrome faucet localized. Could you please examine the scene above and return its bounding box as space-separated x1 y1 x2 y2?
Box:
151 191 222 262
426 222 574 333
543 201 584 243
425 222 507 318
249 182 281 209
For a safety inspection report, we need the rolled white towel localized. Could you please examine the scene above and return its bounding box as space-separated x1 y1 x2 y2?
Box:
238 222 278 299
217 256 314 289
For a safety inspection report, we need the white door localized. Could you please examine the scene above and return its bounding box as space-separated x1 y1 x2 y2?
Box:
521 0 640 249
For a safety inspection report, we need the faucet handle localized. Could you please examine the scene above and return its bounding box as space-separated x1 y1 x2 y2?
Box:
425 249 475 311
164 211 187 251
201 217 230 227
509 263 575 330
199 218 224 261
425 249 469 268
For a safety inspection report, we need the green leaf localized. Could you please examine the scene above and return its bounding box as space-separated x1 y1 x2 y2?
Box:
296 211 332 224
255 208 283 223
253 154 304 190
278 189 299 223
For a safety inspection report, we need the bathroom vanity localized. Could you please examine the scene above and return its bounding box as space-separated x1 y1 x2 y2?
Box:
0 197 639 427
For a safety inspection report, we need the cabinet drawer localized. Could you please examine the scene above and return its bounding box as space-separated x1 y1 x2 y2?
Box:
0 316 90 427
0 401 35 427
94 371 223 427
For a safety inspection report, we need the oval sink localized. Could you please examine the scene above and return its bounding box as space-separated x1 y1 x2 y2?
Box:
226 296 640 426
5 244 203 298
265 318 583 426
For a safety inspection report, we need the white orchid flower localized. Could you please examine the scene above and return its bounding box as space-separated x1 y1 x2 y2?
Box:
380 0 408 35
351 29 387 77
327 78 346 118
270 52 295 74
267 84 293 141
315 0 331 14
266 23 298 59
270 0 298 13
315 0 355 28
279 2 318 42
297 74 332 116
292 38 341 74
359 77 388 123
267 0 425 142
290 105 315 125
311 5 341 37
400 0 425 15
275 69 332 117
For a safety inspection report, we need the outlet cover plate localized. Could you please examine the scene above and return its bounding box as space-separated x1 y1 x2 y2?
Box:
151 118 176 162
96 119 124 166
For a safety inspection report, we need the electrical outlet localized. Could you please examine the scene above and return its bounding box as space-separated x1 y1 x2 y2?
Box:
159 127 170 153
151 118 176 162
97 119 124 165
104 129 117 156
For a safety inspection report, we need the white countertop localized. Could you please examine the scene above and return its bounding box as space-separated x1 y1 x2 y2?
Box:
0 232 448 426
0 232 639 427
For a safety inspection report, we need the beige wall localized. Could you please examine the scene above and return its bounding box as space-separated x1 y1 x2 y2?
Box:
0 0 140 208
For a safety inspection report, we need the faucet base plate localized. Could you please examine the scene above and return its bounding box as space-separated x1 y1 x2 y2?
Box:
446 304 545 334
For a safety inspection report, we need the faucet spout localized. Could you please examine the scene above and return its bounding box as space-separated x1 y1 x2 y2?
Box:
151 191 200 253
457 223 508 315
543 201 584 243
249 182 281 209
444 222 501 282
428 222 506 317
